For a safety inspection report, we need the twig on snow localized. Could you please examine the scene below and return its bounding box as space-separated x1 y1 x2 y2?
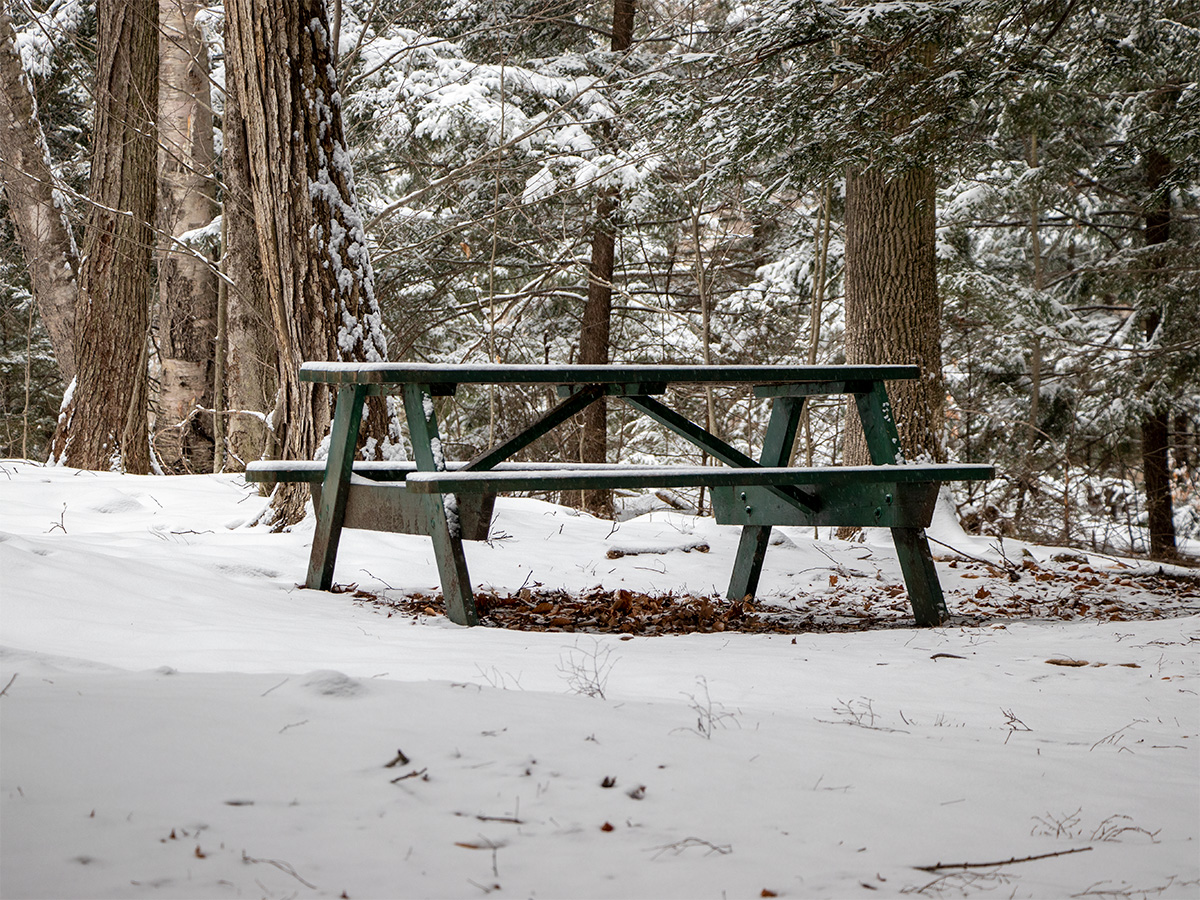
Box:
915 845 1092 872
241 851 318 889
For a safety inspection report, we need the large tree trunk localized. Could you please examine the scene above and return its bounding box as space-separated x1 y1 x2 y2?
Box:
225 0 389 526
50 0 158 473
0 9 78 382
220 65 275 470
1141 148 1176 559
842 166 945 466
576 0 635 519
155 0 219 473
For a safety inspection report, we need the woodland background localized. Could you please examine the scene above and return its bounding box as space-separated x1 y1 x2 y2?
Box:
1 0 1197 558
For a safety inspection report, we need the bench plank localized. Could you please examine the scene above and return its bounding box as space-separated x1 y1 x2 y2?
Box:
404 463 994 494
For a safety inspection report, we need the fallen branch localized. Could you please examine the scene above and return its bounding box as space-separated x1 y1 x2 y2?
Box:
0 673 16 697
391 767 428 783
915 846 1091 872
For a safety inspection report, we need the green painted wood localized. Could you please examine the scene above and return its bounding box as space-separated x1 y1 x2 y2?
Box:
467 385 604 471
621 394 820 514
854 382 907 464
245 460 413 483
753 380 877 398
306 384 367 591
401 383 479 626
711 481 940 528
853 383 950 626
556 382 669 398
727 396 806 603
300 362 922 386
405 463 993 493
311 481 495 542
244 459 665 483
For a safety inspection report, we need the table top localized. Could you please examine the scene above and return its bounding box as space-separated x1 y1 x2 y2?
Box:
299 362 922 386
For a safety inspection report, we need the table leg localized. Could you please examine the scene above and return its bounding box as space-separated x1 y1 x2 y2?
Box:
307 384 367 591
727 395 805 602
402 384 479 626
853 383 949 626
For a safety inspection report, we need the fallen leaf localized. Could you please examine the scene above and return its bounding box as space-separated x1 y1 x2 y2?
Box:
600 822 615 832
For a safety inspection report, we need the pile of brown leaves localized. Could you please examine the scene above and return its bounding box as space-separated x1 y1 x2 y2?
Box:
339 553 1200 635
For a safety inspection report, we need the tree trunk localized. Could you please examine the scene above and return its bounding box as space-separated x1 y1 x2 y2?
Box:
225 0 389 526
50 0 158 473
576 0 634 519
0 9 78 382
156 0 219 473
578 191 615 517
220 61 276 470
842 166 944 467
1141 147 1176 559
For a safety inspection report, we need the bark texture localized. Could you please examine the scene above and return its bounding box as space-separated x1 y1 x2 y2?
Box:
50 0 158 473
578 192 615 517
0 9 78 382
842 166 944 465
220 68 276 470
1141 147 1176 559
156 0 218 472
225 0 389 525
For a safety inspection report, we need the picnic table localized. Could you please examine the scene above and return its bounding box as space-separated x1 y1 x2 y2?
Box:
245 363 993 627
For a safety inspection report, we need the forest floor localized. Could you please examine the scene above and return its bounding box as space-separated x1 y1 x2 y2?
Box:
1 461 1197 900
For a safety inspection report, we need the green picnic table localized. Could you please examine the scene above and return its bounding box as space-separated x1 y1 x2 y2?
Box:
245 363 993 627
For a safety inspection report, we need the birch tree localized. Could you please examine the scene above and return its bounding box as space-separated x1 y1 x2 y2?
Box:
0 8 78 383
155 0 219 472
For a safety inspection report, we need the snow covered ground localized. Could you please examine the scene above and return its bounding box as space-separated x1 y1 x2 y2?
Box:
1 460 1197 899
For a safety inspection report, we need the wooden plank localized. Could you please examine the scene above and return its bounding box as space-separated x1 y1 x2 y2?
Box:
306 384 367 592
244 459 673 483
711 481 940 529
727 395 805 603
753 380 877 398
853 382 950 626
405 463 994 493
401 383 479 626
300 362 923 386
312 480 495 542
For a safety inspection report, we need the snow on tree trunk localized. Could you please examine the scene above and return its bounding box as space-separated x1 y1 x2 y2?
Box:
842 166 945 466
155 0 218 473
50 0 158 473
0 8 78 383
225 0 390 526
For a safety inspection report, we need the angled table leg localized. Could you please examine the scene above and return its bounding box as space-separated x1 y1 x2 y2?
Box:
307 384 368 591
726 395 806 602
402 383 479 626
854 382 949 626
